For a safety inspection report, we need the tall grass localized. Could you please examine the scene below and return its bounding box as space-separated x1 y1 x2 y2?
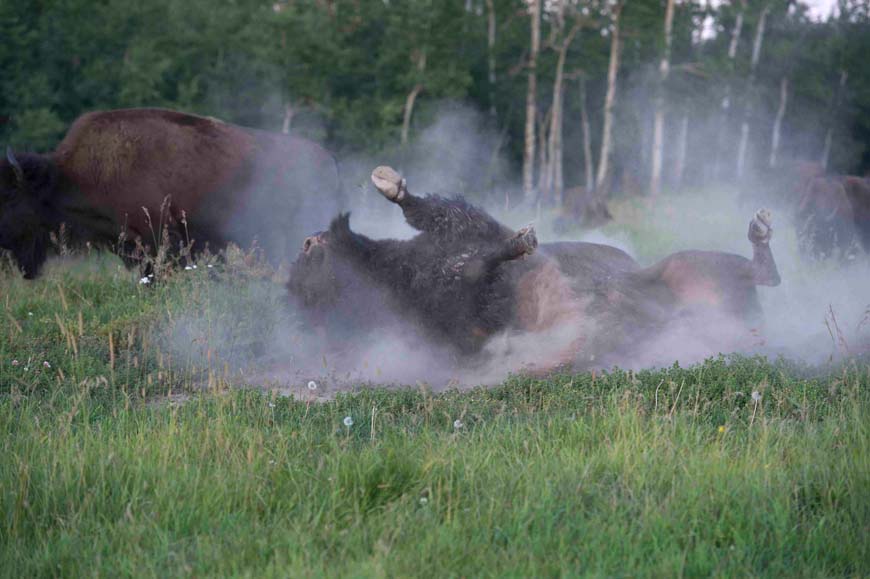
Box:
1 360 868 577
1 201 869 577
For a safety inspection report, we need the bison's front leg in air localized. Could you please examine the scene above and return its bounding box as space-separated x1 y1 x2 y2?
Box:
371 165 515 242
369 165 538 279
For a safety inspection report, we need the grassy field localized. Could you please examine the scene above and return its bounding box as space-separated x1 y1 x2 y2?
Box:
2 201 869 577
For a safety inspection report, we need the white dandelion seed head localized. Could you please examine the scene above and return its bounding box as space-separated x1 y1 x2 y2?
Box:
453 419 464 430
751 391 762 402
307 380 318 391
343 416 354 428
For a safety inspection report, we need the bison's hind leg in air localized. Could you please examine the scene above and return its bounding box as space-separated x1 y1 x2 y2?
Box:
748 209 781 287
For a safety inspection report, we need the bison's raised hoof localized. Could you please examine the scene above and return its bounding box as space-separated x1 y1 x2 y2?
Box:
371 166 406 202
749 209 773 245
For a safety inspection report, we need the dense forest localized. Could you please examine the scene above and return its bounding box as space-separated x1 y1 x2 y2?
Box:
1 0 868 206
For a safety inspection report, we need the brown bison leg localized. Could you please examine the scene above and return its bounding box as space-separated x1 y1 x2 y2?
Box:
747 209 781 286
370 165 513 240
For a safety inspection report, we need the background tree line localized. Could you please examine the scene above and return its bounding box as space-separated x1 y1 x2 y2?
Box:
1 0 868 209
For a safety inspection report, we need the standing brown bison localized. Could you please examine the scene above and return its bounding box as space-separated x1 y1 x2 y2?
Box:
288 166 781 371
1 108 341 278
796 174 870 258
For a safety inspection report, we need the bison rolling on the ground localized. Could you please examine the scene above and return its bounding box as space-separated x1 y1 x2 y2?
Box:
288 166 781 372
1 108 341 278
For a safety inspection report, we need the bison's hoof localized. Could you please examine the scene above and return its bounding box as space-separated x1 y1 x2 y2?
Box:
749 209 773 245
371 166 406 202
515 225 538 256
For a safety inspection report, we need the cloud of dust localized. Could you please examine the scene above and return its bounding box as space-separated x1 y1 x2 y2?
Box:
163 102 869 397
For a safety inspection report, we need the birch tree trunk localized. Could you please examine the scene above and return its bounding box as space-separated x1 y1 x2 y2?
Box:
674 113 689 189
537 108 550 195
485 0 497 116
820 70 848 171
400 51 427 146
769 76 789 168
547 22 581 207
595 2 622 194
649 0 676 197
736 5 769 179
281 102 294 134
712 0 745 180
580 75 594 194
523 0 541 200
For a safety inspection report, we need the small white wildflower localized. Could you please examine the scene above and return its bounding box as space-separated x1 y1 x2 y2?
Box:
192 265 198 269
751 391 762 402
43 361 51 369
453 419 464 430
268 402 276 408
23 366 29 372
139 276 151 285
268 459 276 465
11 360 19 366
27 312 33 317
207 264 213 269
343 416 354 428
184 265 193 271
419 496 428 506
307 380 318 391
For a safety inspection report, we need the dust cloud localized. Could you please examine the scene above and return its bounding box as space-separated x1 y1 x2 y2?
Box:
164 103 869 398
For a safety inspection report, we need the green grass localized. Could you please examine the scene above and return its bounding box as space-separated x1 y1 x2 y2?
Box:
2 207 870 577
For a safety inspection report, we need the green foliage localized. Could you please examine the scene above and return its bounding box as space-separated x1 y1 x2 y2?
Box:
2 0 868 179
1 221 868 576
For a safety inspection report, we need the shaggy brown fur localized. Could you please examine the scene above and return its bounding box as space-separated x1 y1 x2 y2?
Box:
1 108 341 277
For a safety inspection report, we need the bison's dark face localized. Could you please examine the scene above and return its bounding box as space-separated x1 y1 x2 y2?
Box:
287 219 395 338
287 231 343 309
0 149 56 278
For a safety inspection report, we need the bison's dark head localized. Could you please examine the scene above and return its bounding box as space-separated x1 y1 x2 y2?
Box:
0 148 58 278
287 214 395 337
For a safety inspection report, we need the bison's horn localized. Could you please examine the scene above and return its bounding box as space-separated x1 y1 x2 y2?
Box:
6 146 24 185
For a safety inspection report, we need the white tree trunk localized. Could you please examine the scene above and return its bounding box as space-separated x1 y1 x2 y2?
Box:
769 76 789 168
547 22 580 206
400 50 427 146
595 3 622 194
580 75 594 194
401 85 423 146
736 5 768 179
821 69 848 171
712 2 745 180
674 113 689 189
485 0 497 116
281 102 294 134
537 108 550 194
523 0 541 200
649 0 676 197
